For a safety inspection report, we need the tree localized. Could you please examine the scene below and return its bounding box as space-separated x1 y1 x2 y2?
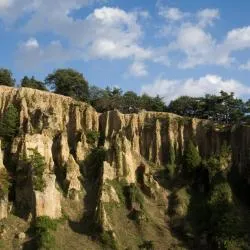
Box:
21 76 47 91
168 96 199 117
183 141 201 173
45 69 89 101
0 104 19 141
0 68 15 87
140 94 167 112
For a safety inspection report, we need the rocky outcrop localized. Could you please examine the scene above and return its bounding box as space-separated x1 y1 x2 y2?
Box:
0 86 246 225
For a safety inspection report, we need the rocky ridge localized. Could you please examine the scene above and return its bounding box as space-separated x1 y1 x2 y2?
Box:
0 86 248 248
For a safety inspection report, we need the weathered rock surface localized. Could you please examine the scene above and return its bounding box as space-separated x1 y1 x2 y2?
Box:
0 86 248 225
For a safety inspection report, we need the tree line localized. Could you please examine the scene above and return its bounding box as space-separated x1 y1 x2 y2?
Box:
0 67 249 124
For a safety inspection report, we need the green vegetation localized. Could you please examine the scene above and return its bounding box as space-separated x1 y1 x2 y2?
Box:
86 130 100 145
21 76 47 91
29 149 46 191
35 216 58 250
0 68 15 87
167 140 250 249
45 68 89 102
0 168 10 198
183 141 201 174
100 230 118 250
107 179 127 204
0 104 19 145
19 148 46 192
168 91 245 124
126 183 144 209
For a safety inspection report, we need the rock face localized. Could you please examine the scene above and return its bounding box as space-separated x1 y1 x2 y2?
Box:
0 86 247 223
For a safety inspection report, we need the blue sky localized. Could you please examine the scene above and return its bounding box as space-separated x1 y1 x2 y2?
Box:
1 0 250 102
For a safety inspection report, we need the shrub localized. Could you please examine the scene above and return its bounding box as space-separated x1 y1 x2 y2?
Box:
100 230 118 250
166 164 176 180
171 187 191 217
0 104 19 143
125 183 144 209
35 216 58 250
20 149 46 191
183 141 201 173
139 240 154 250
29 149 46 191
0 168 9 198
208 182 233 209
203 156 221 182
86 130 100 145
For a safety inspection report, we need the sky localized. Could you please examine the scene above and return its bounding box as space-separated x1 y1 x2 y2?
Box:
1 0 250 102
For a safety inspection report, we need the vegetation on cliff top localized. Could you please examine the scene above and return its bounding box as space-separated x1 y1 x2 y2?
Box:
1 67 250 124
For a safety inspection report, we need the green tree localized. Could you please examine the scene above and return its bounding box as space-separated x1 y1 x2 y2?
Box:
140 94 166 112
45 68 89 101
183 141 201 173
0 68 15 87
21 76 47 91
168 96 199 117
0 104 19 141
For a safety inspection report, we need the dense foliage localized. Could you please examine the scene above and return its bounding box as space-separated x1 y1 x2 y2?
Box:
2 67 250 124
168 91 245 124
0 104 19 143
21 76 47 91
0 68 15 87
45 68 89 101
35 216 58 249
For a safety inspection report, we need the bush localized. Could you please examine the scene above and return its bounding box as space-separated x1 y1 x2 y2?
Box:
125 183 144 209
0 104 19 143
166 164 176 180
171 187 190 217
20 149 46 191
183 141 201 173
0 168 9 198
100 230 118 250
139 240 154 250
35 216 58 250
86 130 100 145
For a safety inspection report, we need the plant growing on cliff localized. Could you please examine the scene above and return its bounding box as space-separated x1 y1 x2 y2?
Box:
0 168 10 198
0 104 19 144
35 216 58 250
183 141 201 174
86 130 100 145
26 149 46 192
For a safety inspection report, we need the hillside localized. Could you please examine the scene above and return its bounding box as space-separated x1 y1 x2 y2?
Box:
0 86 249 250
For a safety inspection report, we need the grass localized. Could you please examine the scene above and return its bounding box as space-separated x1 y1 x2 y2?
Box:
35 216 58 250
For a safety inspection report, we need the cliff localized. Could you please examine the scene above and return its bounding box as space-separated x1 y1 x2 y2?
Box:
0 86 248 249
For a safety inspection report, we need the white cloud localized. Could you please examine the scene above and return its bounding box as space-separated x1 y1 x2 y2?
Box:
129 61 148 77
141 75 250 103
11 4 153 69
23 37 39 49
159 7 187 21
197 8 220 27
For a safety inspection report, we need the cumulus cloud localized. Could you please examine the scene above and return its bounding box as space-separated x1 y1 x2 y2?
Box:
141 75 250 103
11 4 153 71
197 8 220 27
159 7 188 22
23 38 39 49
129 61 148 77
